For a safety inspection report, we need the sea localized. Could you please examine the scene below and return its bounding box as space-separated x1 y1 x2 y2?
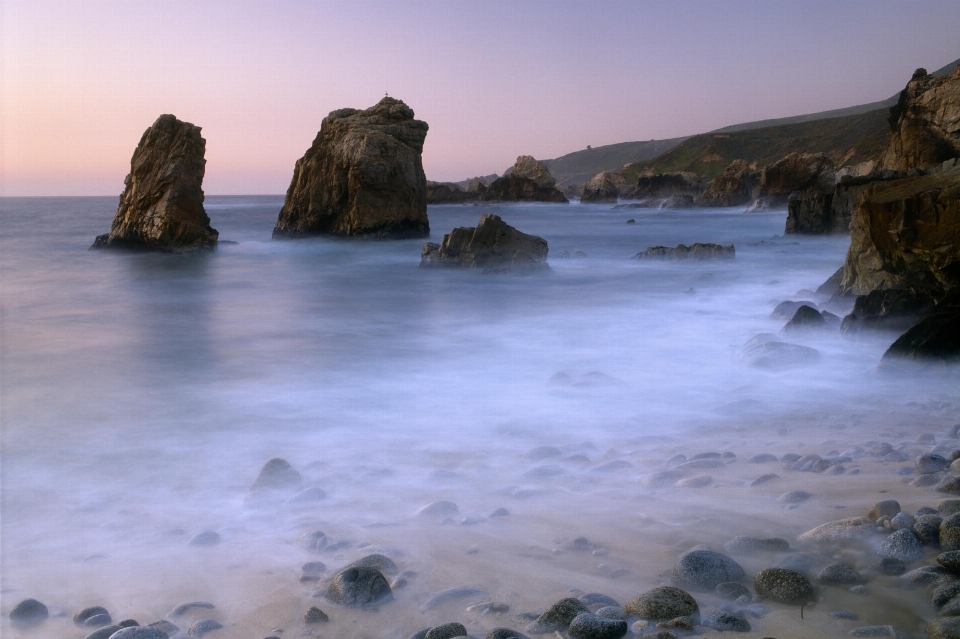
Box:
2 196 958 636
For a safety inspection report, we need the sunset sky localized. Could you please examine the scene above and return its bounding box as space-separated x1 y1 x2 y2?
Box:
2 0 958 196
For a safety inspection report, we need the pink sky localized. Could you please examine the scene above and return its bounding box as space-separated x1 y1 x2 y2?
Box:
2 0 958 196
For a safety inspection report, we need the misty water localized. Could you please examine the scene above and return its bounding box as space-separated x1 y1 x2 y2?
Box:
2 196 959 637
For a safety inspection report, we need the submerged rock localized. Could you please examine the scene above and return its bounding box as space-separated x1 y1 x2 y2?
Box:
527 598 590 632
633 243 735 260
91 114 217 252
881 288 960 366
9 598 48 625
736 334 820 370
420 214 550 273
274 97 429 239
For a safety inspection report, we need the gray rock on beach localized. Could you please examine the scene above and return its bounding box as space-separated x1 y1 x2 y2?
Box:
75 606 111 627
817 564 865 585
188 619 223 637
109 628 170 639
941 513 960 551
326 566 392 607
9 598 49 624
419 587 489 612
527 598 590 633
702 609 751 632
421 622 468 639
417 500 459 518
568 612 628 639
250 458 301 493
878 528 924 563
753 568 814 604
672 547 745 591
928 617 960 639
798 517 876 544
623 586 700 623
84 626 124 639
724 536 790 553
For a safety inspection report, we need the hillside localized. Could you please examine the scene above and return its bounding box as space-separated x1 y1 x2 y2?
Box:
541 138 688 188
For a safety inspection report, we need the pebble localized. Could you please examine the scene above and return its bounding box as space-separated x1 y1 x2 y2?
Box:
623 586 700 622
420 587 489 612
9 598 48 624
798 517 875 543
672 547 745 591
642 470 687 488
752 568 813 604
296 530 328 553
527 598 589 633
750 473 780 486
778 490 811 504
568 612 628 639
489 507 510 517
816 564 864 585
889 512 915 530
701 609 751 632
724 536 790 553
877 528 924 562
304 607 328 623
829 611 858 620
911 474 942 487
170 602 215 617
326 566 392 607
188 619 223 637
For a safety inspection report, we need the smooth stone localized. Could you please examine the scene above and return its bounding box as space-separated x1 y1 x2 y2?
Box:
889 512 915 531
939 551 960 571
9 598 48 624
578 593 620 608
342 553 400 576
85 614 112 627
927 617 960 639
938 476 960 495
753 568 814 604
527 598 590 632
900 565 953 585
250 458 301 492
830 611 858 620
750 473 780 486
76 607 111 626
419 587 489 612
170 602 215 617
188 619 223 637
326 566 392 607
702 609 750 632
919 454 952 474
424 623 467 639
942 500 960 515
798 517 875 544
489 507 510 517
417 501 459 518
911 474 942 487
642 470 687 488
84 626 123 639
594 606 628 621
296 530 328 553
724 536 790 553
817 564 864 585
933 582 960 608
674 459 724 470
877 528 924 562
109 629 169 639
676 475 712 488
302 561 326 575
568 612 628 639
148 621 178 634
672 547 745 591
304 607 329 623
715 582 750 600
487 630 531 639
287 486 327 503
749 454 778 463
943 513 960 551
623 586 700 623
188 531 220 546
778 490 811 503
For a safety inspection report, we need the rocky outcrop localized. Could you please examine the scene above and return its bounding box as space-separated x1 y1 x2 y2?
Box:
840 289 936 335
426 182 479 204
758 153 835 207
661 194 696 208
420 213 550 273
510 155 556 189
634 243 735 260
696 160 756 207
881 288 960 365
785 170 907 235
580 172 619 203
880 66 960 172
480 157 567 203
840 166 960 298
634 172 704 199
91 114 217 252
273 97 429 239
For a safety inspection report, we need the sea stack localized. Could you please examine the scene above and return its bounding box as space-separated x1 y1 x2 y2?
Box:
273 97 429 239
479 156 568 203
420 213 550 273
580 171 620 203
91 114 217 252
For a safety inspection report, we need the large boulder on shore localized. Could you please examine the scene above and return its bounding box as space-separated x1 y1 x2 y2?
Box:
634 172 704 199
879 66 960 172
273 97 429 239
696 160 756 207
420 213 549 273
759 152 835 207
840 165 960 298
580 171 620 203
91 114 217 252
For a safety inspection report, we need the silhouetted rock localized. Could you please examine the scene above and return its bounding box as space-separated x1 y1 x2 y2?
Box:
420 214 550 273
426 182 478 204
841 289 936 335
697 160 756 207
880 66 960 172
511 155 557 189
881 288 960 366
634 172 704 199
759 152 835 207
273 97 429 239
581 172 620 203
91 114 217 252
633 243 734 260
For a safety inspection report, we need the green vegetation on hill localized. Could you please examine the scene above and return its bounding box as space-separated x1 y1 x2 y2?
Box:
542 138 688 187
620 107 891 184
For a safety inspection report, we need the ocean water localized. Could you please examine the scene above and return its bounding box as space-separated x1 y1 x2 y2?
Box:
2 196 957 635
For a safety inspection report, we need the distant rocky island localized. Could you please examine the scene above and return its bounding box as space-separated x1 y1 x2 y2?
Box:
427 156 567 204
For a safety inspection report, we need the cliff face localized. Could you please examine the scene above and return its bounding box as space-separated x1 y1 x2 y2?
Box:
92 114 217 251
696 160 756 207
580 172 620 203
759 153 835 207
840 166 960 298
273 97 429 239
879 66 960 172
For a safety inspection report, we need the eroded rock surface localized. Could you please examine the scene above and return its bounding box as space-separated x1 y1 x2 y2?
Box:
420 214 549 273
581 172 620 203
880 66 960 172
634 172 704 199
633 243 735 260
697 160 756 207
273 97 429 239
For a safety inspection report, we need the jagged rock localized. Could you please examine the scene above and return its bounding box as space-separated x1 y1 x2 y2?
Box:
881 288 960 365
511 155 557 189
91 114 217 252
759 152 835 207
273 97 429 239
880 66 960 172
634 172 704 199
660 194 696 208
697 160 756 207
419 214 550 273
581 172 620 203
840 165 960 298
426 182 478 204
633 243 734 260
840 289 937 335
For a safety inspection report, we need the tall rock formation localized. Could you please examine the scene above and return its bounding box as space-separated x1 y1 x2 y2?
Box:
696 160 756 207
273 97 429 239
510 155 557 189
91 114 217 252
580 171 620 203
879 66 960 172
840 165 960 298
479 158 568 203
420 214 549 273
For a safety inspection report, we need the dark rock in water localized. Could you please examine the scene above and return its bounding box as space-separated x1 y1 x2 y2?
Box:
427 182 479 204
527 598 590 632
579 593 620 608
753 568 814 604
91 114 217 252
771 300 819 319
83 614 113 628
672 548 745 591
759 152 835 208
188 619 223 637
927 616 960 639
250 458 302 493
749 453 779 463
900 565 953 585
878 528 924 562
817 564 865 585
798 516 876 544
273 97 429 238
110 628 170 639
189 531 220 546
342 553 400 576
736 334 820 370
419 587 489 612
715 582 750 600
581 172 620 203
841 289 936 335
915 515 943 545
420 214 550 273
818 267 845 297
487 629 531 639
634 172 704 199
567 612 628 639
697 160 756 207
76 607 111 626
623 586 700 623
919 454 952 474
480 173 569 203
869 500 902 521
417 500 459 518
780 306 827 335
424 623 468 639
148 622 176 633
778 490 812 504
750 473 780 487
942 500 960 515
702 609 751 632
830 611 858 620
941 475 960 495
170 602 215 618
881 288 960 366
940 551 960 571
724 536 790 553
304 607 329 623
84 626 124 639
879 66 960 172
326 566 392 607
594 607 627 621
9 598 48 624
633 243 734 260
287 486 327 504
849 625 896 638
933 581 960 608
297 530 328 553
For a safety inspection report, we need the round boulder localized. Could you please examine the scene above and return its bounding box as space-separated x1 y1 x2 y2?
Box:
672 548 745 591
568 612 628 639
868 500 901 522
623 586 700 623
9 599 48 625
942 513 960 551
938 551 960 572
878 528 924 563
919 454 951 474
816 563 864 585
753 568 814 604
325 566 392 607
425 623 468 639
528 598 589 632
